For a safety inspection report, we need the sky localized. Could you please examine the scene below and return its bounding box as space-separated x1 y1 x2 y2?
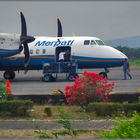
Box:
0 1 140 41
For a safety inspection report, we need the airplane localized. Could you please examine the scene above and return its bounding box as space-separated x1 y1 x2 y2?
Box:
0 12 127 80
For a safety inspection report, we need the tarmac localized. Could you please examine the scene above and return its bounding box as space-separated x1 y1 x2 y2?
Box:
0 66 139 95
0 120 116 130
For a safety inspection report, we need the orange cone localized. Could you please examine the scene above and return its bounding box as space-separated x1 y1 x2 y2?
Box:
5 80 12 95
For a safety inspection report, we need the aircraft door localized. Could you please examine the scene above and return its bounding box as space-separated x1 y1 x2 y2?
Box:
55 46 71 62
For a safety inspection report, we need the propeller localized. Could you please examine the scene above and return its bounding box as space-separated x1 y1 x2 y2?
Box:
57 18 63 37
19 12 35 68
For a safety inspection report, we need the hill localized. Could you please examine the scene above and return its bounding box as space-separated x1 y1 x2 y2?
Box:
105 36 140 48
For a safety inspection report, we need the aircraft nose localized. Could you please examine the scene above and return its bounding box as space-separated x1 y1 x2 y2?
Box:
106 45 128 60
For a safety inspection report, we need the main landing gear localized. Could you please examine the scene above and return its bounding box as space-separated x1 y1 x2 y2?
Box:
99 68 109 78
99 72 107 78
3 71 15 80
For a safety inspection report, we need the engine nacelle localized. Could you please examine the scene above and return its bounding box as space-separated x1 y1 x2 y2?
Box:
0 33 20 50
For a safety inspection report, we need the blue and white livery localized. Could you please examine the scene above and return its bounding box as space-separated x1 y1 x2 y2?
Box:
0 12 127 80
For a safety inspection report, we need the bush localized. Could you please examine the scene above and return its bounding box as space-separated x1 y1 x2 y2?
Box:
109 93 140 103
44 107 52 117
0 100 34 117
64 71 115 110
86 102 140 117
101 112 140 138
0 81 8 101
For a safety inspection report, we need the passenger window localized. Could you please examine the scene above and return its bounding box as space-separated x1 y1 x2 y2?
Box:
84 40 90 45
91 40 96 45
30 49 33 54
42 49 46 54
36 49 40 54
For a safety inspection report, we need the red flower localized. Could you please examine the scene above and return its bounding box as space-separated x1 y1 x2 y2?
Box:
65 85 72 91
5 80 12 95
64 71 115 108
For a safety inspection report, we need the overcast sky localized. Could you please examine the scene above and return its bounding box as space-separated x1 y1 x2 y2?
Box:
0 1 140 41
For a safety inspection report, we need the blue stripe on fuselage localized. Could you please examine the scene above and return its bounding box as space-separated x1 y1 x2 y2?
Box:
0 49 19 57
0 55 124 71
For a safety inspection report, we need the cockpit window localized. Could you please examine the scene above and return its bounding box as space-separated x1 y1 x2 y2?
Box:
84 40 90 45
91 40 96 45
95 40 105 45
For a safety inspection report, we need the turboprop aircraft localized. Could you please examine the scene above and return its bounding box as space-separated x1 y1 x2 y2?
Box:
0 12 127 80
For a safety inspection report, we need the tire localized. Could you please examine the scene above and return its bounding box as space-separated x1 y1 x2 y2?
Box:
4 71 15 80
10 72 15 80
99 72 107 78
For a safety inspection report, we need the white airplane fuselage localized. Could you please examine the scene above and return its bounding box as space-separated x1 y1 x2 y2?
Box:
0 34 127 71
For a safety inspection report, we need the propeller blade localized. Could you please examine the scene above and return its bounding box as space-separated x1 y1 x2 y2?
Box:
19 12 35 69
20 12 27 36
19 44 23 52
57 18 63 37
23 43 30 68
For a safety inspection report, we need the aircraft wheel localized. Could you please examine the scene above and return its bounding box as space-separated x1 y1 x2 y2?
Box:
4 71 15 80
10 71 15 80
99 72 107 78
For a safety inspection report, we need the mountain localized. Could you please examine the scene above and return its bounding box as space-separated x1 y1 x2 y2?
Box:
104 36 140 48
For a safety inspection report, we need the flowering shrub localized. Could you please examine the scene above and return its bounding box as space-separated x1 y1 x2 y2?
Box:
0 80 12 101
0 81 7 101
5 80 12 95
64 71 115 109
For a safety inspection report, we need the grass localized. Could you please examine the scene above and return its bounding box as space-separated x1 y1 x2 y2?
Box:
0 105 113 120
0 105 103 138
0 104 104 138
0 129 100 139
130 59 140 66
30 105 93 120
1 105 140 139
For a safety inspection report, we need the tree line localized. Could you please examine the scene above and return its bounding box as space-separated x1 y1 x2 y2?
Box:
115 46 140 59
